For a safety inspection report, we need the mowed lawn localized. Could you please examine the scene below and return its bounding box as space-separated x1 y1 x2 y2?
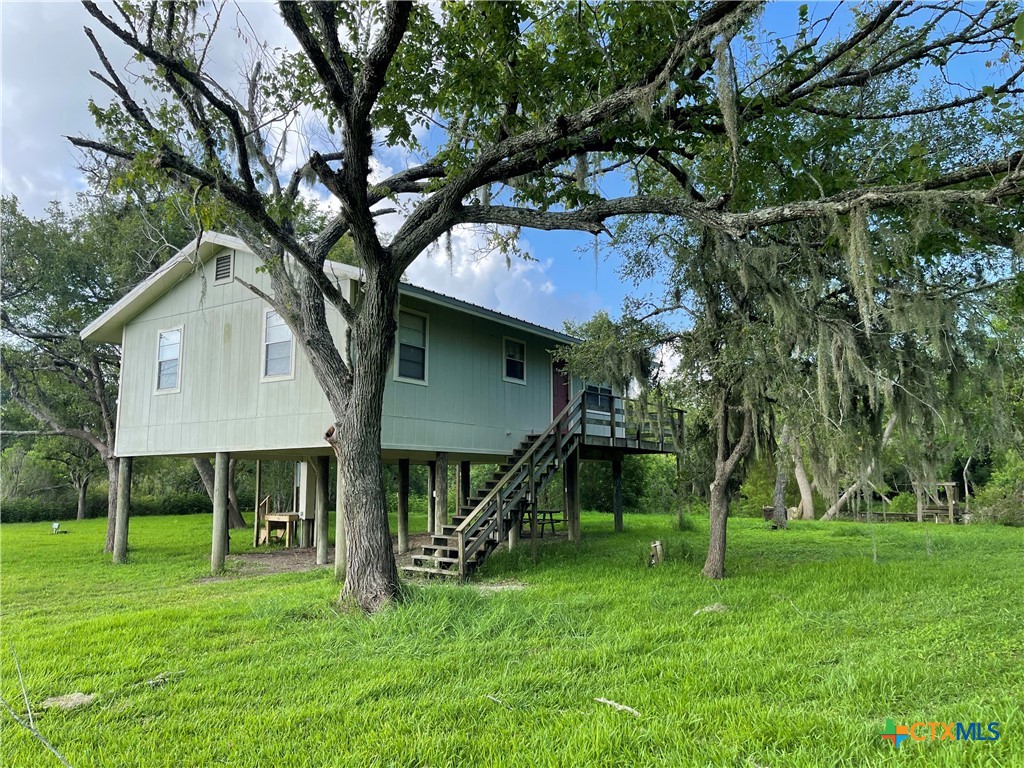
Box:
1 512 1022 768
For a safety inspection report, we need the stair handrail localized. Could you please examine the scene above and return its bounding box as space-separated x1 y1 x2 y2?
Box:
456 391 585 554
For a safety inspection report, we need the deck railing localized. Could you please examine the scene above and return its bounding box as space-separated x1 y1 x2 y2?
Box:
453 390 683 577
581 393 683 451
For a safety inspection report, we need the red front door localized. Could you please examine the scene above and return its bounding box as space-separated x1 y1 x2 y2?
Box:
552 360 570 419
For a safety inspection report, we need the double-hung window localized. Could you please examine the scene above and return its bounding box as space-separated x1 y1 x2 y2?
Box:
156 328 181 392
504 338 526 383
263 310 293 378
397 310 427 382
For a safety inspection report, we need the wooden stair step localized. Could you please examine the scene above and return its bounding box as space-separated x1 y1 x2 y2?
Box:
415 553 485 566
421 546 460 558
409 561 458 573
402 565 458 578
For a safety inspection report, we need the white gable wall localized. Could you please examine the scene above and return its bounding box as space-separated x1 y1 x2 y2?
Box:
117 247 342 456
115 247 573 459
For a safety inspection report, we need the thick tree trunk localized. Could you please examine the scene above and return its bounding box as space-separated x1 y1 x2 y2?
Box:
704 480 730 578
194 457 245 528
701 398 753 579
104 456 119 553
76 477 90 521
334 460 346 581
771 425 789 529
333 272 401 612
791 440 815 520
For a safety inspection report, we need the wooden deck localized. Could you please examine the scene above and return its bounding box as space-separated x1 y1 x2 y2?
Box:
402 391 681 580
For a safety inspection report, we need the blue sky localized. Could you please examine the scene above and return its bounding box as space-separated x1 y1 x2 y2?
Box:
2 2 1016 335
0 1 633 333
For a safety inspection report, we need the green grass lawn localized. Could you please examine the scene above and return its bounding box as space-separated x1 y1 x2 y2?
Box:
1 512 1022 767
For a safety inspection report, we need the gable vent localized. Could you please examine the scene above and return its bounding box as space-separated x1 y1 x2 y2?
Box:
214 252 233 282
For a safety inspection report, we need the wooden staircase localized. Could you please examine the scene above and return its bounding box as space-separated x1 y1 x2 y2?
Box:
402 393 586 580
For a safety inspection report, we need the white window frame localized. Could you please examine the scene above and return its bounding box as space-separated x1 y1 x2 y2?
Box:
154 325 183 395
394 307 429 386
260 308 296 382
213 249 234 285
503 336 527 385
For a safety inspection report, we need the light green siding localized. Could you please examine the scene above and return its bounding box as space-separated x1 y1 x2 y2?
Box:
116 248 571 459
381 294 561 456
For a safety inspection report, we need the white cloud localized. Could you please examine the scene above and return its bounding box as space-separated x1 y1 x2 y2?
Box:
405 225 601 332
0 2 607 335
655 344 682 379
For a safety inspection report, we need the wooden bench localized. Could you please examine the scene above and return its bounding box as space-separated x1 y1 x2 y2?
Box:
260 513 299 548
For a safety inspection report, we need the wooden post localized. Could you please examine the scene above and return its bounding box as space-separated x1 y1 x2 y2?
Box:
530 454 538 563
947 485 955 524
426 460 436 536
398 458 410 553
315 456 329 565
508 499 519 550
211 452 229 573
565 449 580 542
334 460 346 581
434 453 449 533
612 455 624 532
459 460 471 507
299 460 315 548
252 459 262 547
112 456 132 564
611 395 618 446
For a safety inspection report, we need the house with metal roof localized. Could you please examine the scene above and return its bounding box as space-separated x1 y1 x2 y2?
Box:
83 233 679 578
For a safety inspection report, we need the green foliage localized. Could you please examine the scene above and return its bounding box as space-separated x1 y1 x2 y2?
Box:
735 457 797 518
1 493 212 524
888 492 917 516
0 446 61 501
974 450 1024 526
578 455 678 514
2 514 1023 766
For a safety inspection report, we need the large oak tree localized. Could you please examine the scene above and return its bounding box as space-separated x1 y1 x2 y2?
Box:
73 0 1022 608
